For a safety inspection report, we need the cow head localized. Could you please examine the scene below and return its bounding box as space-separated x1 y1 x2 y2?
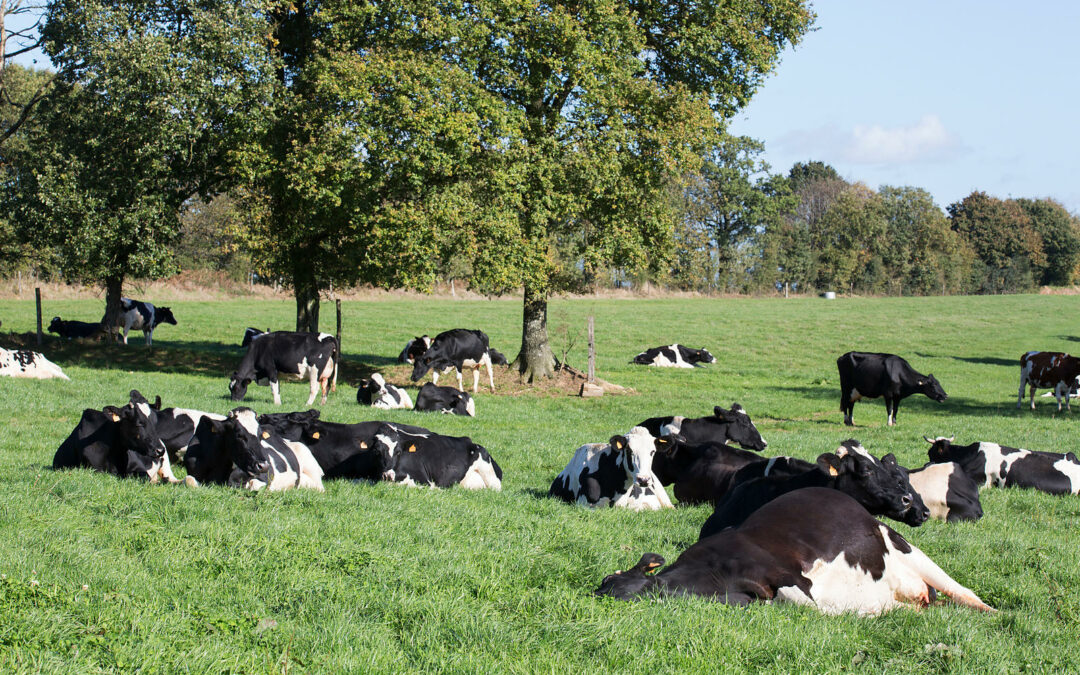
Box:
610 427 668 488
918 374 948 402
223 408 273 490
357 374 388 405
818 440 928 526
47 316 63 334
595 553 665 599
924 435 958 464
410 347 443 382
154 307 177 327
370 424 406 479
712 404 767 450
402 336 431 364
258 409 321 442
228 372 251 401
689 347 716 364
102 390 166 460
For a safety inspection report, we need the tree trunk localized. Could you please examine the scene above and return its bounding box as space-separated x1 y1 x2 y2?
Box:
294 265 320 333
512 283 557 383
103 275 124 341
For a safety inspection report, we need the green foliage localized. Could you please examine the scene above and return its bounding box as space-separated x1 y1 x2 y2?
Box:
948 192 1045 293
1017 198 1080 286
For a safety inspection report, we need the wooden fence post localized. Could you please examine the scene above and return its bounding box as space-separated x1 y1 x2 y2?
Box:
581 315 603 397
35 288 43 345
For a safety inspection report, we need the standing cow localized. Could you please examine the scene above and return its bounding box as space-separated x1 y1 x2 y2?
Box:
229 331 339 406
410 329 507 393
107 298 177 346
837 351 947 426
1017 351 1080 412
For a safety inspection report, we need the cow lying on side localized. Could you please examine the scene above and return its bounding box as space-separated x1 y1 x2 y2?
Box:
699 440 928 538
595 488 994 616
357 373 414 410
632 344 715 368
107 298 177 346
549 427 673 510
398 336 432 364
414 382 474 416
638 404 767 451
48 316 104 340
906 461 983 523
925 436 1080 495
230 331 339 406
410 328 507 393
1018 351 1080 412
369 423 502 490
837 351 947 426
0 347 70 380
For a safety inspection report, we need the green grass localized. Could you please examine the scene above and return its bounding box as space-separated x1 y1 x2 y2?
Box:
2 294 1080 673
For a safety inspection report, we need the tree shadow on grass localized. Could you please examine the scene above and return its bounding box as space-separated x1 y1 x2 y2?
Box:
1058 336 1080 343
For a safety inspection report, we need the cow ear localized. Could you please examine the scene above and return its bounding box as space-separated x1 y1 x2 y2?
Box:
881 453 898 465
609 435 626 451
816 453 844 477
103 405 124 423
712 406 728 421
655 435 678 454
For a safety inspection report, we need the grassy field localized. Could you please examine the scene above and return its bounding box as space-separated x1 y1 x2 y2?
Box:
1 293 1079 673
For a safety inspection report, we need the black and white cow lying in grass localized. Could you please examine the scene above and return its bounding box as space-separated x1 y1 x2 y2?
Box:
357 373 414 410
369 423 502 490
108 298 177 346
0 347 70 380
230 331 339 406
48 316 104 340
549 427 674 510
650 439 772 505
398 335 432 364
150 403 226 462
410 329 507 393
414 382 474 416
925 436 1080 495
905 461 983 523
595 488 994 616
632 344 716 368
638 404 767 451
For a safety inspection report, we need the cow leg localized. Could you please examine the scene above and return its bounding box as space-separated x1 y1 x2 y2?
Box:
306 367 320 406
886 397 896 426
456 368 465 392
145 330 153 347
432 371 439 386
1030 385 1038 410
158 453 180 483
120 326 130 345
271 379 282 406
318 376 329 405
1018 376 1027 409
472 366 481 394
485 355 496 392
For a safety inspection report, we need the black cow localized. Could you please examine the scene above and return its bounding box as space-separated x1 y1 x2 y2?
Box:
906 461 983 522
398 335 432 364
48 316 104 340
837 351 947 426
357 373 414 410
595 488 994 616
369 423 503 490
638 404 767 451
107 298 177 346
410 329 507 393
632 344 716 368
414 382 474 416
549 427 674 510
925 436 1080 495
699 440 928 538
230 331 339 406
241 327 268 348
726 455 817 488
650 440 772 505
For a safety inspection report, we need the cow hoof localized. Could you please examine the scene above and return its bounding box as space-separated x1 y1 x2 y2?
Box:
184 476 199 488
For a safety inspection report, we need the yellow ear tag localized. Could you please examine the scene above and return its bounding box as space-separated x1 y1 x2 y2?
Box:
646 561 662 570
408 444 417 453
614 440 623 449
312 431 320 439
359 441 368 449
111 414 121 422
828 466 839 476
262 431 270 439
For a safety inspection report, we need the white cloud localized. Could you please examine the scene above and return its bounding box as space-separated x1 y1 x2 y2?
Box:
844 114 959 164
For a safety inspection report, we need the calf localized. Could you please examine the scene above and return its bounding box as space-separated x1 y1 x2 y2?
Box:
108 298 177 346
0 347 70 380
925 436 1080 495
632 344 715 368
549 427 674 510
906 462 983 523
1017 351 1080 412
595 488 993 616
48 316 104 340
369 423 502 490
837 351 947 426
398 335 432 364
650 440 773 505
410 328 507 393
229 331 339 405
357 373 414 410
699 440 928 538
414 382 474 416
638 404 767 450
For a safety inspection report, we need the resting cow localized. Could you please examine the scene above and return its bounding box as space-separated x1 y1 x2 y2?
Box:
837 351 947 426
357 373 414 410
650 439 772 505
549 427 674 510
925 436 1080 495
414 382 474 416
410 329 507 393
230 331 339 406
638 404 767 451
0 347 70 380
906 461 983 522
48 317 104 340
1018 351 1080 412
369 423 502 490
152 405 226 462
107 298 177 346
632 344 715 368
595 488 994 616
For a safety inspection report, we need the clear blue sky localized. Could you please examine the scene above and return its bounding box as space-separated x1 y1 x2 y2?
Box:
730 1 1080 215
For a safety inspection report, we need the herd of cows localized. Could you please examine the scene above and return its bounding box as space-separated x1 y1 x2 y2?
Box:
8 299 1080 617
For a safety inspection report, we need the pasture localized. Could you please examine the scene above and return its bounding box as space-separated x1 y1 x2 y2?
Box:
1 293 1079 673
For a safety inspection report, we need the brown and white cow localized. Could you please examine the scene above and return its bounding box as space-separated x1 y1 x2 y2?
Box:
1018 351 1080 412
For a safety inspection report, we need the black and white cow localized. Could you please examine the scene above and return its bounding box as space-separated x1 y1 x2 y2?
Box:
906 461 983 523
632 344 716 368
638 404 767 451
48 316 104 340
410 329 507 393
1017 351 1080 412
0 347 70 380
108 298 177 346
241 327 268 348
650 440 773 505
549 427 674 510
925 436 1080 495
414 382 474 416
53 390 176 482
357 373 414 410
151 405 226 462
369 422 502 490
699 440 929 538
837 351 948 426
595 488 994 616
230 331 339 406
398 335 432 364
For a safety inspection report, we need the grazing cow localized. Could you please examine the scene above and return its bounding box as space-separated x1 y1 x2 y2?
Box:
47 316 104 340
53 390 176 482
414 382 474 416
357 373 414 410
638 404 767 451
925 436 1080 495
398 335 432 364
410 329 507 393
0 347 70 380
229 331 339 406
595 488 994 616
1017 351 1080 412
906 462 983 523
369 423 502 490
650 440 776 505
549 427 674 510
837 351 947 426
632 344 716 368
699 440 928 538
107 298 177 346
241 327 268 348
